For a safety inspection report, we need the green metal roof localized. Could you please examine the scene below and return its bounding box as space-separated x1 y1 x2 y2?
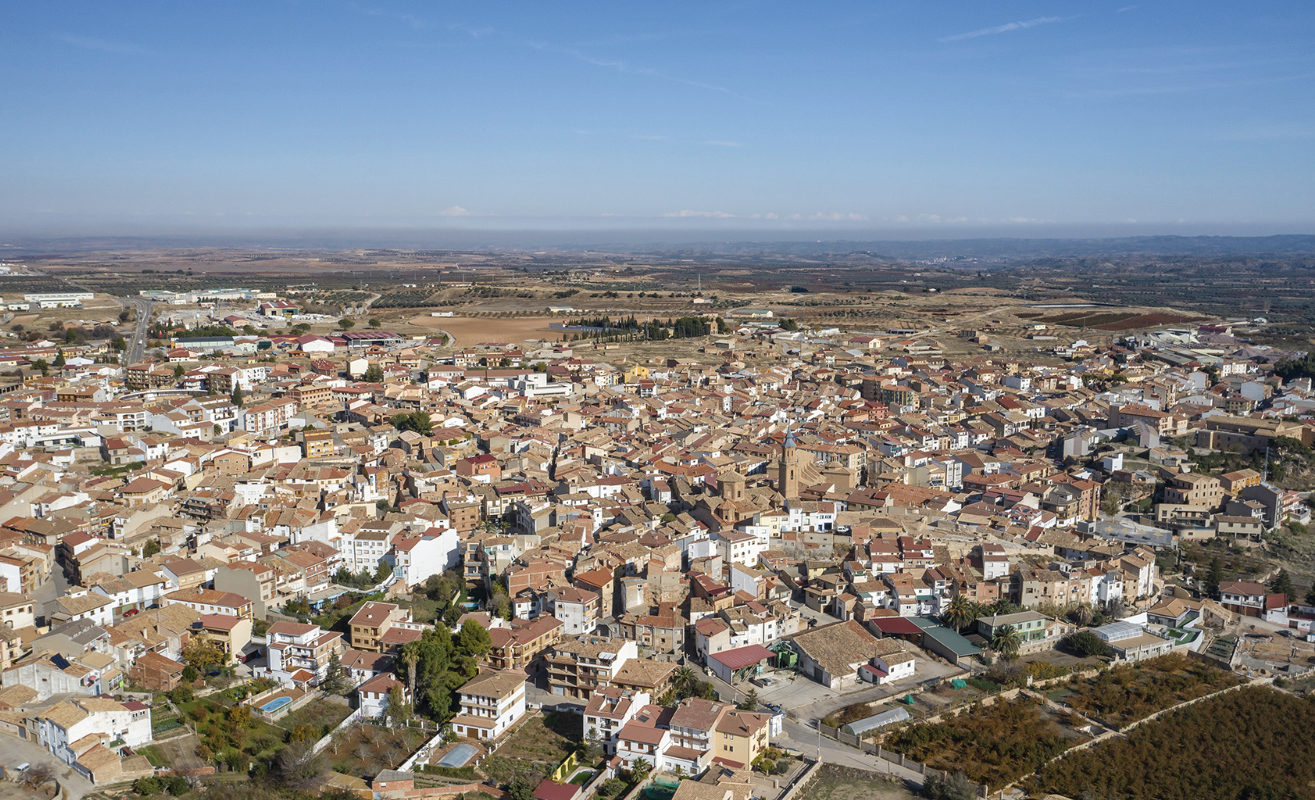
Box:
910 615 984 657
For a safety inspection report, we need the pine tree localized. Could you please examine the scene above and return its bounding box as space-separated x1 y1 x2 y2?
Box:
1204 557 1224 599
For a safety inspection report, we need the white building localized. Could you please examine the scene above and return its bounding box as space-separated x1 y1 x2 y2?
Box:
34 696 151 779
392 527 460 588
583 686 650 754
357 672 407 719
265 621 345 686
449 669 527 741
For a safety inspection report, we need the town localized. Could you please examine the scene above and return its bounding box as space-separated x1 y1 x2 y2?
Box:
0 262 1313 800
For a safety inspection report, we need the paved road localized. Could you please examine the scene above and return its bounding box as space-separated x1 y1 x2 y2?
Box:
699 660 927 788
0 733 95 800
125 298 153 363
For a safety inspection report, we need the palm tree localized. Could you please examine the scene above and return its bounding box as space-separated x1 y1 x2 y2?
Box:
400 643 419 701
1069 603 1095 627
991 624 1022 660
673 666 695 693
942 594 977 632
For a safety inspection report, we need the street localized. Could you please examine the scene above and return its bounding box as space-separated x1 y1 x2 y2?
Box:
0 733 95 800
699 657 929 789
125 298 153 364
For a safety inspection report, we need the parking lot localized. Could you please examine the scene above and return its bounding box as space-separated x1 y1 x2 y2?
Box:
0 735 94 800
749 655 964 724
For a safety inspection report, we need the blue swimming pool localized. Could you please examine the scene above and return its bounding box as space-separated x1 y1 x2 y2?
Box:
435 743 478 768
260 696 293 714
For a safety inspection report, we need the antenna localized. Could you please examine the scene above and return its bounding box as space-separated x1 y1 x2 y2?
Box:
1263 444 1270 483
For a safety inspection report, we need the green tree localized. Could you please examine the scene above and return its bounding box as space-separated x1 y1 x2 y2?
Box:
230 385 244 407
1270 569 1295 599
1203 557 1224 599
53 349 66 367
923 770 976 800
391 411 433 436
991 624 1022 660
627 759 652 783
456 620 492 658
181 638 226 670
507 778 536 800
1064 631 1114 658
337 318 355 331
385 684 413 727
32 358 48 376
737 688 759 710
369 317 381 328
489 584 511 620
321 651 347 695
363 363 384 382
142 538 162 558
942 594 978 633
173 363 185 379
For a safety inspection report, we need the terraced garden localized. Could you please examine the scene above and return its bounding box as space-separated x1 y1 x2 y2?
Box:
1051 653 1242 729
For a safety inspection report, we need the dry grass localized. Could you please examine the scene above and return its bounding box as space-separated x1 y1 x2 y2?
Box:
403 314 564 345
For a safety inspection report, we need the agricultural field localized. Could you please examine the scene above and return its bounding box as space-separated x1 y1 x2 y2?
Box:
1053 653 1243 729
403 313 563 345
1029 686 1315 800
881 696 1086 790
1036 310 1204 330
325 723 429 779
277 700 352 740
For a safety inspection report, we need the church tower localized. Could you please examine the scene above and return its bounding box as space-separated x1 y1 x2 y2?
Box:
778 430 802 501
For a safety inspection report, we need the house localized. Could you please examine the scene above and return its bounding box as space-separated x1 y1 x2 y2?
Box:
487 615 563 672
33 696 152 782
545 636 637 700
583 686 650 754
787 619 890 689
192 614 253 665
161 587 252 619
974 610 1058 654
1092 620 1174 663
266 621 346 686
128 651 187 692
1218 580 1271 618
857 638 916 685
357 672 407 719
349 601 409 653
449 668 527 741
546 586 600 637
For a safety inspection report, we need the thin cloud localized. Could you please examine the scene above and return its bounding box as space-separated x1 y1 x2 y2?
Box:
703 140 743 148
939 16 1064 43
1117 5 1138 12
54 34 144 55
663 210 737 219
437 206 472 217
1216 121 1315 142
530 41 754 102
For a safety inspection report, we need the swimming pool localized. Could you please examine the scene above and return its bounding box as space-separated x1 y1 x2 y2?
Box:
260 696 293 714
434 743 478 768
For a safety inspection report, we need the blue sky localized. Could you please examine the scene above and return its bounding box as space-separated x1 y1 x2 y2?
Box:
3 1 1314 236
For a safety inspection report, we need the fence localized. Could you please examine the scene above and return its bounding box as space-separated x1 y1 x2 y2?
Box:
776 759 821 800
395 725 449 773
819 720 990 795
312 708 363 755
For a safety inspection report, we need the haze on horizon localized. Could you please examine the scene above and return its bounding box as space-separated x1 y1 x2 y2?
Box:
3 1 1314 238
